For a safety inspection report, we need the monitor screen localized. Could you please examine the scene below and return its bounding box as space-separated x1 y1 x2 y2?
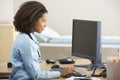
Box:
72 19 102 69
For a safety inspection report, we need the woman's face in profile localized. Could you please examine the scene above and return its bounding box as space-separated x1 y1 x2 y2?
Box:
35 12 48 33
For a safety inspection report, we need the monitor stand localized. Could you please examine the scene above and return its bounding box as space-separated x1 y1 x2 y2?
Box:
74 59 104 71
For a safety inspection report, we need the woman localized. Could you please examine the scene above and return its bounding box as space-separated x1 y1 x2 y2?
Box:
9 1 75 80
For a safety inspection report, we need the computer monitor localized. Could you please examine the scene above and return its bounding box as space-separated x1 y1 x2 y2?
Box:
72 19 103 70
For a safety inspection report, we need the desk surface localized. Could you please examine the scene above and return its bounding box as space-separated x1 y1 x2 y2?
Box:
0 59 106 80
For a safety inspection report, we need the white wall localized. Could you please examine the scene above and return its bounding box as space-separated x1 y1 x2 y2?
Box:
14 0 120 36
0 0 14 24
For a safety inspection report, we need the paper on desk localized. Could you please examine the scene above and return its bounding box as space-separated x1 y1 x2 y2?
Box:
65 76 101 80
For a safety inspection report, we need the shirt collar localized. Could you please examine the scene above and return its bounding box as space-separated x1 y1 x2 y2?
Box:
30 33 40 46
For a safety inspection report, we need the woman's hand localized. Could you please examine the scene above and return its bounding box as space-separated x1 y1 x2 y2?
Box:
60 67 76 77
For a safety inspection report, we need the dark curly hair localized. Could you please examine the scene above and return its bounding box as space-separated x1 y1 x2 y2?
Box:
14 1 48 34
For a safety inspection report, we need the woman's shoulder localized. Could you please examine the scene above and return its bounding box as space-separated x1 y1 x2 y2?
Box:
16 33 28 40
14 33 32 46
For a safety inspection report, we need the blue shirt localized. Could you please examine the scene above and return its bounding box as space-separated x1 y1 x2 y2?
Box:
9 33 60 80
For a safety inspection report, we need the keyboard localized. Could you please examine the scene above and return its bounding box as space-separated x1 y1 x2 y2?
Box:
51 67 86 78
75 68 86 76
66 77 101 80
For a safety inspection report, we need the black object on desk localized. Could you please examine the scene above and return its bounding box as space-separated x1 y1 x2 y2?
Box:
7 62 12 68
58 58 75 64
46 58 75 64
51 65 60 69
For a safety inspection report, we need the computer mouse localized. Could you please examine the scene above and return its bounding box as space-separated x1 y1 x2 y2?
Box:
51 65 60 69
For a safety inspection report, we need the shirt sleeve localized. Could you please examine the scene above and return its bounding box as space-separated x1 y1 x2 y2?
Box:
19 40 61 79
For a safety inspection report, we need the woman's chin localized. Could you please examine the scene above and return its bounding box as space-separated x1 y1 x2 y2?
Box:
36 30 42 33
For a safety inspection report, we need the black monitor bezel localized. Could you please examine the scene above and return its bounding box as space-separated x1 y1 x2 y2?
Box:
72 19 101 63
